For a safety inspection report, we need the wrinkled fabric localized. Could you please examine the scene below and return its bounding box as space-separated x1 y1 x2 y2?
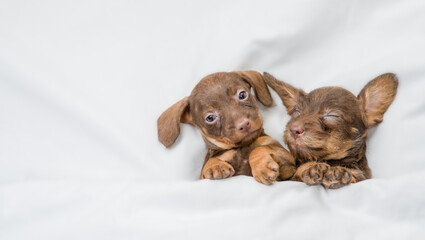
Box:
1 0 425 239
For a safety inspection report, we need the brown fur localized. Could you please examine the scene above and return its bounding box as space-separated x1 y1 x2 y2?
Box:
158 71 295 185
264 72 398 189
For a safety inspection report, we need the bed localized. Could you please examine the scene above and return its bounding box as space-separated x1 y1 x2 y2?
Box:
1 0 425 239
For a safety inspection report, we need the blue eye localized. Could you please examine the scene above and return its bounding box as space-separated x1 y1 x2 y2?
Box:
205 115 217 123
238 91 248 100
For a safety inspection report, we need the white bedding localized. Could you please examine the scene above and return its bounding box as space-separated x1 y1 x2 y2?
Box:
1 0 425 239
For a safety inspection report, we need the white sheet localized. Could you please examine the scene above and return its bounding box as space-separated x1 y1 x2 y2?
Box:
1 0 425 239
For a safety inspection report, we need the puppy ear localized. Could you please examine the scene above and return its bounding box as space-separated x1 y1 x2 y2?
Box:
263 72 306 114
358 73 398 128
157 97 192 148
234 71 273 107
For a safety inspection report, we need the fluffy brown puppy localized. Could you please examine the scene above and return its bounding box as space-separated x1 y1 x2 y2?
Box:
158 71 295 185
264 72 398 189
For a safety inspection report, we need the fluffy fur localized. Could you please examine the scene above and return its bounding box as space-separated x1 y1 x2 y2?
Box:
264 72 398 189
158 71 295 185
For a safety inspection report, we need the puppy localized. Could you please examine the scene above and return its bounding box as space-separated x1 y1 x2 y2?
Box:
264 72 398 189
157 71 295 185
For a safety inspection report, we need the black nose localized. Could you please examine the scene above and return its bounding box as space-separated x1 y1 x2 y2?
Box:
236 119 251 132
290 123 305 137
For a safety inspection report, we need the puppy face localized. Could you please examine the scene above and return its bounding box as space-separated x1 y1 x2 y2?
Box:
158 71 273 149
283 87 367 161
190 73 263 148
264 73 398 161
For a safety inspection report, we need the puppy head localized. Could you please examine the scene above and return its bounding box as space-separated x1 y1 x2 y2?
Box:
264 72 398 161
158 71 273 149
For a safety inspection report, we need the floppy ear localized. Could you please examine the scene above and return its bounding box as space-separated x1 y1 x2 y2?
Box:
358 73 398 128
157 97 192 148
263 72 306 114
234 71 273 107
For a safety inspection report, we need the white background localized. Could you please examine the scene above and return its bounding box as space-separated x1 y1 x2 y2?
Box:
1 0 425 239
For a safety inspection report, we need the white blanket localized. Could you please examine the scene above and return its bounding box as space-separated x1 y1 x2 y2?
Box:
1 0 425 239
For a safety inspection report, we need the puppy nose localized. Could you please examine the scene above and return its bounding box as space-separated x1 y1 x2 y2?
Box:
290 124 305 137
236 119 251 132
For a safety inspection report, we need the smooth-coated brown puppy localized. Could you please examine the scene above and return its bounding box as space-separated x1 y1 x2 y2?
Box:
264 72 398 189
158 71 295 185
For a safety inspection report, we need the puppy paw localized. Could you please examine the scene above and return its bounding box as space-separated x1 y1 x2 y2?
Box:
201 158 235 180
298 162 330 185
279 164 296 181
249 147 279 185
322 166 354 189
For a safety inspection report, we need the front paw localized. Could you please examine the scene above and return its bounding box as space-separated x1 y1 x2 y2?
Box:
322 166 354 189
297 162 330 186
249 147 279 185
201 158 235 180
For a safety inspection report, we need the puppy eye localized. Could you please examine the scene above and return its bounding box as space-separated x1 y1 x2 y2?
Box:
238 90 248 100
323 114 341 121
293 109 301 117
205 114 217 123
